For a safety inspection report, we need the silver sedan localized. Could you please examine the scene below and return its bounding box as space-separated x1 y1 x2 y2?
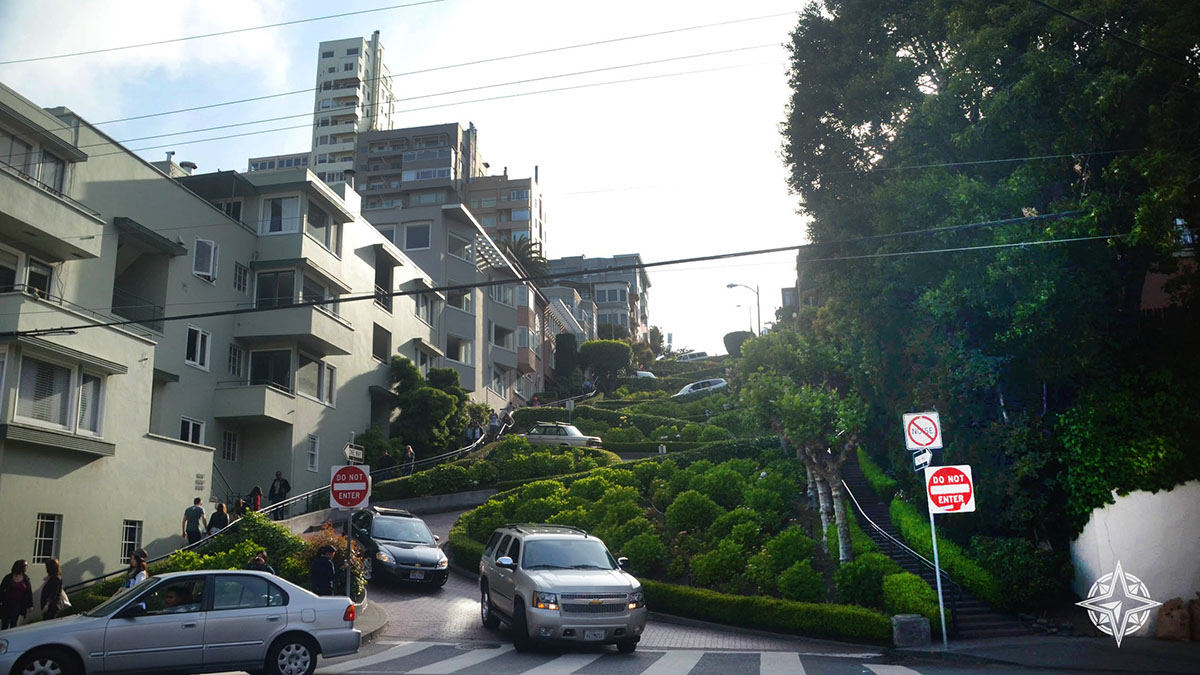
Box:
0 569 360 675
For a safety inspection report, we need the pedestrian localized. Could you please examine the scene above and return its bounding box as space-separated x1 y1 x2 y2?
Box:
246 550 276 575
403 445 416 476
466 421 483 445
39 559 65 621
182 497 208 545
207 503 230 535
233 497 249 518
487 411 500 441
0 559 33 629
309 545 338 596
115 549 148 596
248 485 263 512
268 471 291 506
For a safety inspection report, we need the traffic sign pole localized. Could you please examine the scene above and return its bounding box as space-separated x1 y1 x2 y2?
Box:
929 508 949 649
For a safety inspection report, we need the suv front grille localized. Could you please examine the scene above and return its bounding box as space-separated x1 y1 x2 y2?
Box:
562 603 627 614
560 592 627 600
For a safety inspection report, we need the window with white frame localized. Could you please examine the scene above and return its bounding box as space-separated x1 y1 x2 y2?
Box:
322 364 335 405
302 275 337 315
185 326 211 370
33 514 62 563
249 350 291 390
446 335 473 365
0 128 34 174
217 199 242 221
234 263 250 295
306 435 319 472
39 151 65 193
222 430 238 462
414 293 433 324
305 201 339 254
404 223 430 250
16 356 72 428
261 196 300 234
120 520 142 564
256 270 295 308
401 167 452 182
488 284 514 306
448 232 472 261
193 238 218 283
297 353 335 405
447 285 473 314
510 189 530 201
488 367 505 393
228 344 244 377
77 372 102 435
180 417 204 445
491 323 514 350
26 258 51 297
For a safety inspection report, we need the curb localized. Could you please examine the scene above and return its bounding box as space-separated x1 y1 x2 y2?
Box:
645 611 888 652
354 593 390 643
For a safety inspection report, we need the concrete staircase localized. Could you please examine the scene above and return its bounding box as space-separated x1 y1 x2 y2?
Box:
840 457 1035 639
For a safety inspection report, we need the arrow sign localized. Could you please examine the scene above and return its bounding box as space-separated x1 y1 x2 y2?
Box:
903 412 943 451
912 449 932 473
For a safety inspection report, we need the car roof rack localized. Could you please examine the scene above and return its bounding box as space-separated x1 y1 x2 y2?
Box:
370 506 415 517
503 523 589 537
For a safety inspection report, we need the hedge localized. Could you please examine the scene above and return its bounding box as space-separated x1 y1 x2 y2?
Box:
512 405 696 438
642 580 892 643
888 499 1004 608
857 447 899 502
883 572 945 637
601 441 705 454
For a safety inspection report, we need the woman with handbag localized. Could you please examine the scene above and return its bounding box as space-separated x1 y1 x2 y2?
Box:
39 559 65 620
0 559 33 628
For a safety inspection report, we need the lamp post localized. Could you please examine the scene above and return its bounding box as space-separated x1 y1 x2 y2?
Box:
726 283 761 335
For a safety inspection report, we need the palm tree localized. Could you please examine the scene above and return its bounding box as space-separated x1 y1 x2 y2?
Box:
501 237 548 282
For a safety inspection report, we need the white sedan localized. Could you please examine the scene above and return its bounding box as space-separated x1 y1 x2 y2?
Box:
672 378 728 397
521 423 602 447
0 570 360 675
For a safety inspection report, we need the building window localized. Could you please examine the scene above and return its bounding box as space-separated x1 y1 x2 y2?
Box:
346 47 359 56
192 238 218 283
307 435 319 472
39 151 65 193
372 324 391 362
448 232 472 261
261 196 300 234
77 372 102 435
447 285 473 314
25 258 51 297
302 275 336 315
297 354 334 405
321 50 334 58
228 344 244 377
185 326 211 370
446 335 473 365
16 356 72 428
250 350 291 390
217 199 242 221
234 263 249 295
510 190 529 201
488 284 514 306
180 416 204 445
255 270 295 308
222 430 238 462
415 293 433 324
343 63 354 71
404 223 431 250
323 364 336 405
305 201 339 254
492 323 515 350
0 128 34 174
33 514 62 563
120 520 142 564
511 209 531 221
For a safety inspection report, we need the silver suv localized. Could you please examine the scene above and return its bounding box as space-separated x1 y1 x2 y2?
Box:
478 524 647 653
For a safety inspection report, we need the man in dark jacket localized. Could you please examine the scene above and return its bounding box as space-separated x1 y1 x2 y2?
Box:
309 545 338 596
268 471 291 519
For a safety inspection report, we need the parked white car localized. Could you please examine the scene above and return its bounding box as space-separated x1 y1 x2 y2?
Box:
672 378 728 397
675 351 710 362
521 422 602 447
634 371 656 378
0 570 360 675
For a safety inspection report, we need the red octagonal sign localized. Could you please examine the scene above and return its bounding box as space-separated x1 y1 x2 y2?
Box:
330 464 371 510
924 465 975 514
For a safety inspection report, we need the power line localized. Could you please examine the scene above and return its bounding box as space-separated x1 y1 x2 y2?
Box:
6 211 1094 337
1026 0 1194 70
849 149 1135 175
92 11 798 126
801 233 1125 263
0 1 445 66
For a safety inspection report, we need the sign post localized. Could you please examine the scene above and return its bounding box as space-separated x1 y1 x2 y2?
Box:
331 464 370 599
565 398 575 423
923 464 976 649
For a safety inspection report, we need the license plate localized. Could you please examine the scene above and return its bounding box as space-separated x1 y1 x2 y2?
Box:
584 629 605 640
410 570 425 580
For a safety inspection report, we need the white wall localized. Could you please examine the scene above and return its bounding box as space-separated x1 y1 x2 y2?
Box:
1071 480 1200 634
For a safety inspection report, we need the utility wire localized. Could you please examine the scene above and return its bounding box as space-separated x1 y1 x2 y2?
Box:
1026 0 1194 70
0 1 445 66
92 11 798 126
801 233 1124 263
5 211 1098 337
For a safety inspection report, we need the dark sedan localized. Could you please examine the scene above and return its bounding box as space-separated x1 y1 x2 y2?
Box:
353 507 449 587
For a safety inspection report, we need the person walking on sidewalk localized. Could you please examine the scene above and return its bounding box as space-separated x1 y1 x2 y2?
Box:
309 545 338 596
182 497 208 545
0 559 32 629
402 445 416 476
207 503 230 535
247 485 263 512
268 471 291 518
115 549 147 596
39 559 64 621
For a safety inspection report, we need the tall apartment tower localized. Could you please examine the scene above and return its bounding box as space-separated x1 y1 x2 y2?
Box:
311 31 396 184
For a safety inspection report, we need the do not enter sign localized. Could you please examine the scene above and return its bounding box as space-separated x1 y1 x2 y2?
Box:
924 465 975 513
330 464 371 510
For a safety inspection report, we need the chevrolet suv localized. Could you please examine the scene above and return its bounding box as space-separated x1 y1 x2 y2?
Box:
478 524 646 653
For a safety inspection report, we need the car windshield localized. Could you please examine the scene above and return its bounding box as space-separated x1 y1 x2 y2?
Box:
523 539 617 570
372 517 435 544
83 576 157 617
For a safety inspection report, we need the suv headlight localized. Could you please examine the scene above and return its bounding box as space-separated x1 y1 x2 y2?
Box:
375 550 395 564
436 556 448 569
533 591 559 610
628 590 645 610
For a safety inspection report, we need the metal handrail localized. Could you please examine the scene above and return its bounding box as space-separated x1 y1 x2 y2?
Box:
841 479 961 635
0 285 154 338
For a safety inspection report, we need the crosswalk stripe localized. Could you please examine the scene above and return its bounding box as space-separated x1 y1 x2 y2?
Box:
520 652 606 675
864 666 924 674
759 651 806 675
318 641 440 674
638 649 705 675
406 643 515 674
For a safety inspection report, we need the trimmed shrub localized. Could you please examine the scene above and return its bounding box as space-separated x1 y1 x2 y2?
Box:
665 490 724 536
882 572 942 635
642 579 892 643
824 504 881 564
970 535 1074 612
745 551 778 594
690 539 746 591
763 526 817 572
621 532 668 576
709 508 763 543
567 475 614 502
603 426 647 443
689 466 746 509
600 441 704 454
889 499 1003 607
834 552 902 608
857 448 898 501
778 560 825 602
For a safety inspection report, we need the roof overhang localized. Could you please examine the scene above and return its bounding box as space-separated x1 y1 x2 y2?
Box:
6 335 128 374
114 217 187 256
0 99 87 162
250 258 353 294
410 336 445 358
400 277 445 301
374 241 405 268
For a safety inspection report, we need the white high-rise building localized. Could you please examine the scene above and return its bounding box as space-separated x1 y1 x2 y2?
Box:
310 31 396 184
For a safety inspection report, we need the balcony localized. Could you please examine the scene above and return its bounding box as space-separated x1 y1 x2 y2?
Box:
233 303 353 356
0 158 104 260
111 287 164 332
213 382 294 425
517 346 537 375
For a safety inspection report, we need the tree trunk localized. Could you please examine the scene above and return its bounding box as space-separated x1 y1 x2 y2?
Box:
828 473 854 563
806 465 819 510
815 476 833 553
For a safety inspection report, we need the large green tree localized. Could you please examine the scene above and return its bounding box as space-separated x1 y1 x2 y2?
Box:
578 340 632 394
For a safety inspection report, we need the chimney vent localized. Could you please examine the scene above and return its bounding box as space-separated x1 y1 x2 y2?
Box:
179 161 197 175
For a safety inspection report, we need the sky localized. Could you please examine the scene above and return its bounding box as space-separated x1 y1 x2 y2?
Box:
0 0 808 356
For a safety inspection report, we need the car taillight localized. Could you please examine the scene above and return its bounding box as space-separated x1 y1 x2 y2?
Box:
343 604 356 622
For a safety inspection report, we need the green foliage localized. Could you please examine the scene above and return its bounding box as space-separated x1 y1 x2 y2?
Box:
763 526 817 573
889 500 1003 607
857 448 898 502
724 331 755 357
833 552 902 609
882 573 942 635
709 508 764 543
578 340 633 393
689 466 746 509
620 532 668 576
665 490 724 536
354 425 405 470
603 426 646 443
698 425 733 442
824 503 881 564
690 539 745 591
778 560 825 602
554 333 578 377
970 536 1074 612
642 580 892 643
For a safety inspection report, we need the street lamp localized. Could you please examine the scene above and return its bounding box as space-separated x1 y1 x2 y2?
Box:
726 283 761 335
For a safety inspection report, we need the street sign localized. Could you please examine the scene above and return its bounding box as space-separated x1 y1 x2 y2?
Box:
330 464 371 510
343 443 364 464
924 464 975 513
903 412 943 451
912 449 932 473
565 399 575 411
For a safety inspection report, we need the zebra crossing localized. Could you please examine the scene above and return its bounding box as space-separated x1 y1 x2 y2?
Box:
310 640 947 675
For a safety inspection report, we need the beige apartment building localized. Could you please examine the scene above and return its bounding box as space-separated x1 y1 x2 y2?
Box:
0 81 439 583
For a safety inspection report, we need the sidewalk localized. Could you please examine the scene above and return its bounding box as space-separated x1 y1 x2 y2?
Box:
899 634 1200 673
355 595 389 643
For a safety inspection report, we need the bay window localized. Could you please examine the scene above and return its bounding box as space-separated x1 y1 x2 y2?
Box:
16 355 106 436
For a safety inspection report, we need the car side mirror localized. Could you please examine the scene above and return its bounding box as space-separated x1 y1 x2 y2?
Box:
354 528 370 540
496 556 516 569
434 534 441 542
617 557 630 570
117 602 148 619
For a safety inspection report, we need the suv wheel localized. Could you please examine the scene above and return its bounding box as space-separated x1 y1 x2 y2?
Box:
616 639 638 654
480 584 500 629
511 601 535 652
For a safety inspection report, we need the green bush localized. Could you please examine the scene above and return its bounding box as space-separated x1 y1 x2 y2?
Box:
882 572 943 635
698 425 733 442
970 535 1074 612
665 490 724 535
745 551 778 594
689 466 746 509
778 560 825 602
447 524 484 571
833 552 902 608
620 532 668 576
690 539 744 591
600 441 704 454
603 426 646 443
642 579 891 643
567 475 614 502
709 508 763 542
857 448 899 501
889 499 1004 607
824 504 881 564
763 526 817 572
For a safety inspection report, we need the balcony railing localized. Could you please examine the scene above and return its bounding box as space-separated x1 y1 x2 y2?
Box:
111 287 164 332
1 284 154 338
0 157 101 217
374 284 393 312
